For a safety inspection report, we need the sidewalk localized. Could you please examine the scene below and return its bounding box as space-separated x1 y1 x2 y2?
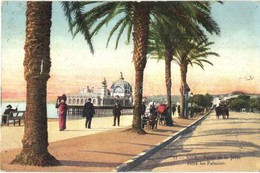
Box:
1 115 134 151
132 112 260 172
1 114 202 172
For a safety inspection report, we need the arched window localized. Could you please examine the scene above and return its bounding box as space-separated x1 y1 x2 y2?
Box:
77 99 79 104
81 99 84 104
72 99 75 104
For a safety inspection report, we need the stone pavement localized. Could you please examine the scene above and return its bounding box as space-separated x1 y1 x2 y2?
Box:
132 112 260 172
1 114 203 172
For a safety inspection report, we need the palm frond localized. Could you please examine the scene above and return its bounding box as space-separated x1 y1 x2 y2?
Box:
115 20 129 49
106 17 126 48
68 1 94 54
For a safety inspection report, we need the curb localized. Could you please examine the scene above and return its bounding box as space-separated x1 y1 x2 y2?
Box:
114 111 212 172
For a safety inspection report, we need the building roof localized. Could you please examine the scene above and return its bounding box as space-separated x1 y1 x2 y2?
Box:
110 72 132 95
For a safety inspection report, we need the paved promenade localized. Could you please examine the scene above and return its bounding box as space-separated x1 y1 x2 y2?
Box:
1 115 133 151
1 114 200 171
133 112 260 171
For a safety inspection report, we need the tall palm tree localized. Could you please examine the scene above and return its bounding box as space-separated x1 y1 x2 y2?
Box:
9 2 96 166
148 1 220 117
63 1 149 134
173 39 219 118
11 2 61 166
148 20 202 116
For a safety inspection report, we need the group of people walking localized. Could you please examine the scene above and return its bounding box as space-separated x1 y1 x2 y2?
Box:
140 101 182 127
55 94 182 131
55 94 123 131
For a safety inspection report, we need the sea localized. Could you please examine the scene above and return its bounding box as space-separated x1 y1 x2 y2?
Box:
1 101 58 119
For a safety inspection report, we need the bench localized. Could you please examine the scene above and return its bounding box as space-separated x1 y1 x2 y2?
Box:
141 115 149 129
5 111 26 126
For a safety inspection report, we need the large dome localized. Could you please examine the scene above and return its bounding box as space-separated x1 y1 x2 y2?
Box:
110 73 132 97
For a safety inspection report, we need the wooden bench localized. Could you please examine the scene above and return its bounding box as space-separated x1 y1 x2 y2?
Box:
141 115 149 129
5 111 26 126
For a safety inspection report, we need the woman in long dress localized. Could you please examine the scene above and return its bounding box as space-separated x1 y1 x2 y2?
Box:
56 94 68 131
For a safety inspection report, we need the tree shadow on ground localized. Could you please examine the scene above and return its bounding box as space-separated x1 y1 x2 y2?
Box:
203 117 260 126
132 128 260 171
59 160 120 167
148 140 260 169
76 150 134 157
118 141 154 147
191 128 260 138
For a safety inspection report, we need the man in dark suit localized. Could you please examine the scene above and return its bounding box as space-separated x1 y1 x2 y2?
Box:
83 98 95 129
113 100 122 126
2 105 18 125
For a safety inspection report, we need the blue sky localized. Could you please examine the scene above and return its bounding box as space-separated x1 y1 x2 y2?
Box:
1 1 260 101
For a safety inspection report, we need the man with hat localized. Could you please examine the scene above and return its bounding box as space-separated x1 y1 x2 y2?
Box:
83 98 95 129
2 105 18 125
112 100 122 126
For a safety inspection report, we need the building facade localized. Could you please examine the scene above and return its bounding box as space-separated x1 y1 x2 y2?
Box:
67 73 133 107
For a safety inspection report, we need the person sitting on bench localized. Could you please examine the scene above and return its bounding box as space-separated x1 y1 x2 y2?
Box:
2 105 18 125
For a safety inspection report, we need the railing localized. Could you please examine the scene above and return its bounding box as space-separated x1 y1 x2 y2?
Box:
67 105 133 119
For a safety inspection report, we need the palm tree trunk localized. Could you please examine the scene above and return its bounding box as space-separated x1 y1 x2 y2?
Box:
165 47 172 115
132 2 150 134
11 2 60 166
179 64 187 119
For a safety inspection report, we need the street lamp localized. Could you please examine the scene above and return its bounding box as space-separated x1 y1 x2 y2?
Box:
190 92 194 118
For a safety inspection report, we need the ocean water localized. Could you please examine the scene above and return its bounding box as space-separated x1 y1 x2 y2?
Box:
1 102 58 119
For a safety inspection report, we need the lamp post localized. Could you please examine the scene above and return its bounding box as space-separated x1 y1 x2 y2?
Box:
184 84 190 118
190 92 194 118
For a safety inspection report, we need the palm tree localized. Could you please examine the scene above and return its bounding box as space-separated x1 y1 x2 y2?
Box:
148 20 202 116
148 1 220 116
173 39 219 118
62 2 151 134
9 2 97 166
10 2 60 166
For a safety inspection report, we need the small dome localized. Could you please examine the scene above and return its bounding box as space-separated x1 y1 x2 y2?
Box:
110 73 132 96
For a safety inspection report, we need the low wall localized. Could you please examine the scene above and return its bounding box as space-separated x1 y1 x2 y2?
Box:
67 106 133 118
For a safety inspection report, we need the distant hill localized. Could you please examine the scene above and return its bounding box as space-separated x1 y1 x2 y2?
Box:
145 93 260 105
145 95 180 104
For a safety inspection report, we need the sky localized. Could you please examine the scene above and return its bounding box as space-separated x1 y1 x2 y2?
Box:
1 1 260 102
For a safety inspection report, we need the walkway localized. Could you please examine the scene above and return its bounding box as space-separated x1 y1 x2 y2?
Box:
1 115 133 151
1 114 200 171
132 112 260 171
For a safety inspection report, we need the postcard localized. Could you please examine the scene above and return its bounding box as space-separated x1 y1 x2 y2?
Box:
1 1 259 172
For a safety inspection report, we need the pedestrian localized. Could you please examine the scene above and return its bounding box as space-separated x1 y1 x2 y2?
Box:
55 94 68 131
141 101 146 116
172 104 176 116
149 102 157 116
177 105 181 117
83 98 95 129
1 105 18 126
113 100 122 126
